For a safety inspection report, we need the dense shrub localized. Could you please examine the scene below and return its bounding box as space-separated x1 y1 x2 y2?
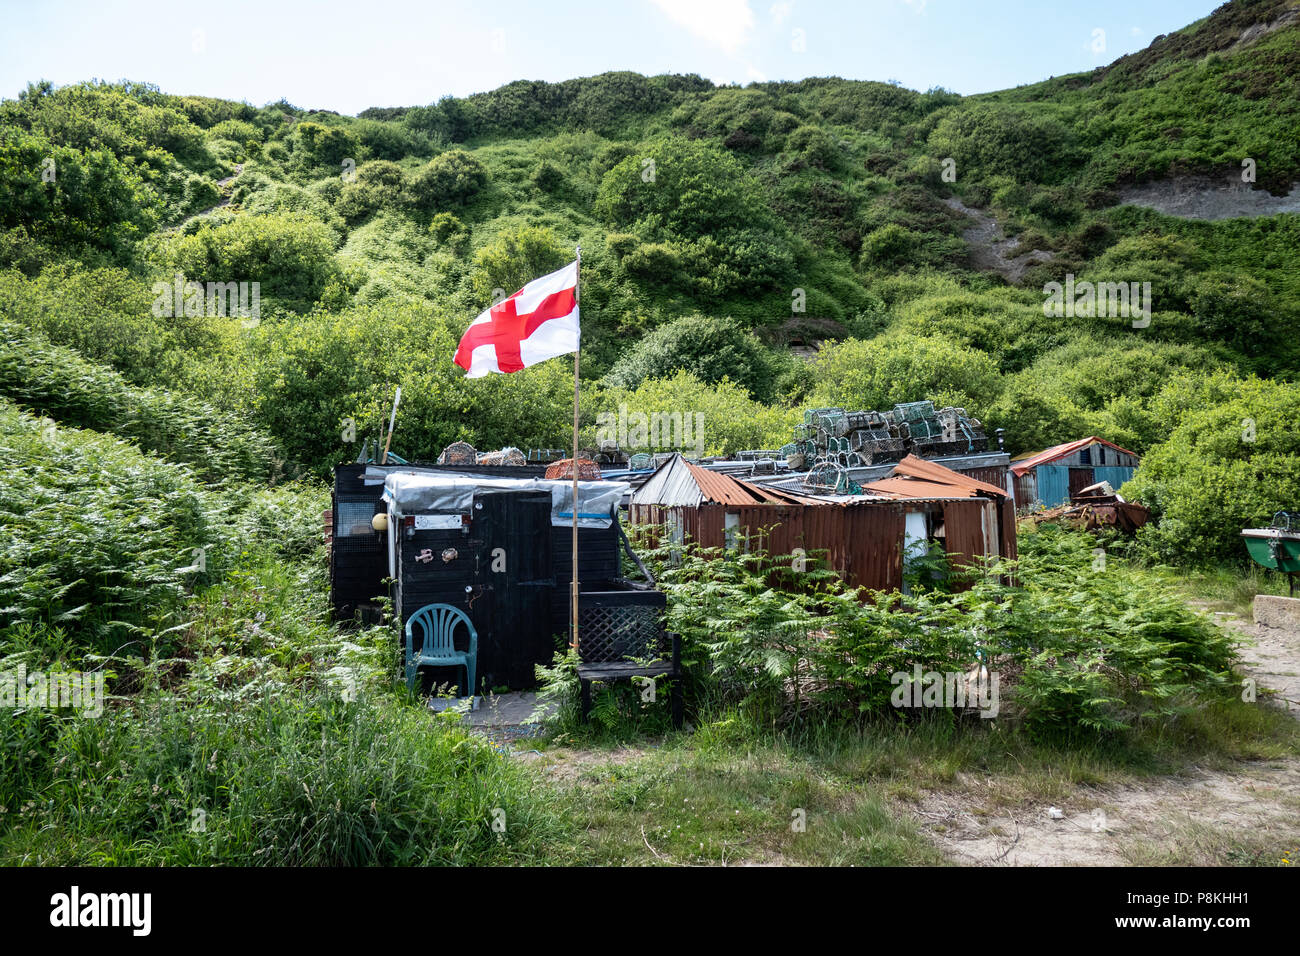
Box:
0 264 224 386
592 371 797 456
0 126 158 261
806 334 1002 418
292 121 360 171
471 225 570 301
602 314 778 402
157 212 341 310
927 103 1078 183
594 137 772 240
1125 372 1300 565
403 149 488 212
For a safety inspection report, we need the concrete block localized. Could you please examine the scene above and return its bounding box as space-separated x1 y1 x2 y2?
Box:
1253 594 1300 630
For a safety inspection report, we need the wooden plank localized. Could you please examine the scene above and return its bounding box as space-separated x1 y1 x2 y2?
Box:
579 662 675 679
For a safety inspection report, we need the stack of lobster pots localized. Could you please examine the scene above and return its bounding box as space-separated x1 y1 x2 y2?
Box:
779 401 988 471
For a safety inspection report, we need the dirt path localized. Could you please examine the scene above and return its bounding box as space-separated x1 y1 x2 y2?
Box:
911 603 1300 866
943 196 1053 284
162 163 243 232
914 761 1299 866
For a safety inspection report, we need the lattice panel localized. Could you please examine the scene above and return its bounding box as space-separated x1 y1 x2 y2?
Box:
578 604 665 664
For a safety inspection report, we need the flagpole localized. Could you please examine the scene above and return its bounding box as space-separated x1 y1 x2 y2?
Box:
571 246 581 653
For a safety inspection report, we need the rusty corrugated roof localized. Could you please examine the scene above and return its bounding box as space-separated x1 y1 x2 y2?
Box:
683 458 757 504
860 455 1009 500
734 478 826 506
861 477 976 499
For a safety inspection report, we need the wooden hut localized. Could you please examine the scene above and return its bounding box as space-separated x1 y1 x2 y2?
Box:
1010 437 1140 509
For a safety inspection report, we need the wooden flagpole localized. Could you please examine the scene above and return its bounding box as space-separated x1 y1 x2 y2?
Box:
571 246 581 652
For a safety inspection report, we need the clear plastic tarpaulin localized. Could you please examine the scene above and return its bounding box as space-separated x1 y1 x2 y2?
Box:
377 469 628 528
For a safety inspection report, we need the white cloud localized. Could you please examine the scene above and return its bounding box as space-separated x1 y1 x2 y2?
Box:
648 0 756 55
902 0 927 13
770 2 793 27
1130 26 1142 37
746 64 767 82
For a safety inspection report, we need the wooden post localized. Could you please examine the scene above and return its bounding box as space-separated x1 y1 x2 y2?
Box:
380 385 402 464
571 246 581 652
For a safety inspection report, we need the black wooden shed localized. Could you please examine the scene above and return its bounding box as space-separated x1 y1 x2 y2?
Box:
329 464 647 693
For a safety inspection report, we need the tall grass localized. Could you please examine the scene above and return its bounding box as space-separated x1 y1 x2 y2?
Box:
1 688 568 865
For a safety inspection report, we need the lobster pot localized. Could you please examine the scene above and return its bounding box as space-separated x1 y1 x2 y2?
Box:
476 446 527 467
845 411 887 431
892 401 936 423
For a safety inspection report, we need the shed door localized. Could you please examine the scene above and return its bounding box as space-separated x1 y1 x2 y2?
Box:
1068 468 1095 500
469 490 555 690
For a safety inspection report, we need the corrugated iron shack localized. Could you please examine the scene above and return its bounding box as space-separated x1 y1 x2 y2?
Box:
1010 437 1140 509
629 454 1016 593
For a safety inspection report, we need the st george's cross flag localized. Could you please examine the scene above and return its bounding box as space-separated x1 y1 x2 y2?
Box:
454 260 579 377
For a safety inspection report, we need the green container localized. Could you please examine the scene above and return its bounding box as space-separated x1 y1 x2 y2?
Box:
1242 530 1300 572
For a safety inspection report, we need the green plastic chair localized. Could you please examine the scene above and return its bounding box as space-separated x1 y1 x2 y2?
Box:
405 603 477 698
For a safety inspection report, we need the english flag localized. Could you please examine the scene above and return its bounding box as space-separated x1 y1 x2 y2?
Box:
454 260 579 377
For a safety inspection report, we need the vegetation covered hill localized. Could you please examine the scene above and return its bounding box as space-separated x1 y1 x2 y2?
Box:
2 0 1299 867
1 0 1298 568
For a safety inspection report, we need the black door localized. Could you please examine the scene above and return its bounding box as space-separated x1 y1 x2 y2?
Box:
468 490 555 689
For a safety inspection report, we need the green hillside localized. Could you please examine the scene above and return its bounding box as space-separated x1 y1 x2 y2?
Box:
2 0 1300 868
1 0 1298 564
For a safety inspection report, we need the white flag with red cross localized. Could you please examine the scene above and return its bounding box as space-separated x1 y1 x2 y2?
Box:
454 260 579 377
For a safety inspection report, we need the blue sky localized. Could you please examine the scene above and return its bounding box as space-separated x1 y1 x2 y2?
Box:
1 0 1220 114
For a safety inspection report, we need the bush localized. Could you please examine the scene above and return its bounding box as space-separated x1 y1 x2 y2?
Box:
0 126 157 260
292 121 360 171
244 302 577 474
806 334 1002 417
403 149 488 213
1125 372 1300 565
335 160 405 223
0 264 225 386
592 371 797 456
428 211 470 252
157 212 341 310
594 137 773 240
927 103 1078 183
602 314 779 402
471 225 570 301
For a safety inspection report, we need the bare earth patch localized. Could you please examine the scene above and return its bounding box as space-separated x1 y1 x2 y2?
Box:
943 196 1054 284
513 745 649 784
912 761 1300 866
1118 171 1300 220
908 601 1300 865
